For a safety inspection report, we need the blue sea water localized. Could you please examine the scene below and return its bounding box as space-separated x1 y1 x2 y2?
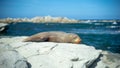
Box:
1 22 120 53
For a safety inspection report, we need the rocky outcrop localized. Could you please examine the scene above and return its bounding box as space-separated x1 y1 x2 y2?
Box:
94 51 120 68
0 36 120 68
14 43 101 68
0 23 8 33
1 16 120 23
0 16 79 23
0 43 29 68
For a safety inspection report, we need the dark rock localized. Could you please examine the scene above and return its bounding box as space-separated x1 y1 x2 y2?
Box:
0 23 8 33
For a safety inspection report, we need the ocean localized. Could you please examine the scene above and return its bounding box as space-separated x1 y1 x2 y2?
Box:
1 22 120 53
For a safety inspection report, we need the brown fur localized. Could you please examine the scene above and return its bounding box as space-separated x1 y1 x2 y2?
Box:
23 31 81 44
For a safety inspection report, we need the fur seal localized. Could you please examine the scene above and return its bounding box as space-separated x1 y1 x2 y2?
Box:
23 31 81 44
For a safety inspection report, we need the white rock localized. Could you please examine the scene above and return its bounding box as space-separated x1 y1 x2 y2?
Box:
0 36 27 45
0 44 29 68
0 36 106 68
10 41 101 68
15 42 57 58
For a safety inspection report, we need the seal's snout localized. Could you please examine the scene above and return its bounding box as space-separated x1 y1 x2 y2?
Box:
73 38 81 44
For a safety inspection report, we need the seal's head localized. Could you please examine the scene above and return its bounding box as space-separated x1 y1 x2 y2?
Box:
68 34 81 44
72 37 81 44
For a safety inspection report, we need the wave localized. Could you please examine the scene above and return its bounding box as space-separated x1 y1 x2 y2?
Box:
112 22 117 24
106 26 120 29
69 29 120 34
94 23 104 25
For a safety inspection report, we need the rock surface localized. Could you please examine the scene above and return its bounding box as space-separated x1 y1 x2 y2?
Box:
95 51 120 68
0 43 29 68
0 36 120 68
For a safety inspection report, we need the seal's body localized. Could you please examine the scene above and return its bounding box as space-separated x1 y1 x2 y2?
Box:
23 31 81 44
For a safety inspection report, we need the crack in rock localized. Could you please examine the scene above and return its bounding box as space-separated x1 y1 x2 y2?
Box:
71 57 79 62
50 44 59 51
70 63 74 68
13 42 32 49
88 54 103 68
14 60 28 68
26 49 40 58
26 44 59 58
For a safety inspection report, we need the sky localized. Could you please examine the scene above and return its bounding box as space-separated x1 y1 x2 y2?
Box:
0 0 120 19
